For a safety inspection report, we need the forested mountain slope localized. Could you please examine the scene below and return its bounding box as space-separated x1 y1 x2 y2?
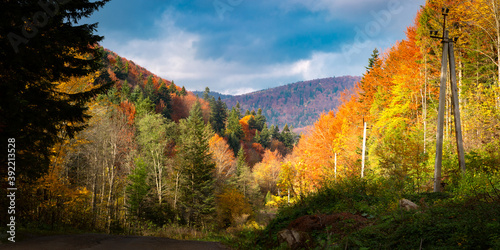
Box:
222 76 361 130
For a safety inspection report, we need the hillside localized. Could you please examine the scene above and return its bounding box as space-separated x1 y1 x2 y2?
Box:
101 48 210 122
222 76 361 130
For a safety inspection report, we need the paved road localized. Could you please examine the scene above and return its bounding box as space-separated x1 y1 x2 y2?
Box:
0 234 228 250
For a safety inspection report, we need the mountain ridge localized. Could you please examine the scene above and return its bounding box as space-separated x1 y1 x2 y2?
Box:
220 76 361 131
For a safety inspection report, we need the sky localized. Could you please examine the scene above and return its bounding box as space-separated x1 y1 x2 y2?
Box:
86 0 426 95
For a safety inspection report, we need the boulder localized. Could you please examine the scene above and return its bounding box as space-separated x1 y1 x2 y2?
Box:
277 229 310 249
399 198 419 211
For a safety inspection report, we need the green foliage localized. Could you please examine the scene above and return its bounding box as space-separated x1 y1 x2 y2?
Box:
157 82 172 119
255 108 267 131
144 75 157 103
121 80 131 101
127 158 150 217
280 124 295 149
180 86 187 96
210 97 228 135
256 125 271 148
225 107 243 154
251 171 500 249
177 101 217 227
130 84 144 103
135 96 155 118
231 149 260 203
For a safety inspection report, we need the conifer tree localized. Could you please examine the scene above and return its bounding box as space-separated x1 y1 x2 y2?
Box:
203 87 211 101
0 0 111 180
180 86 187 96
232 148 259 203
158 83 172 119
281 124 295 148
366 48 379 72
115 55 123 71
255 108 267 131
225 107 243 154
271 125 281 141
258 125 271 148
178 101 216 227
169 81 177 94
124 62 129 74
144 75 157 103
121 80 131 101
130 84 143 103
210 97 227 135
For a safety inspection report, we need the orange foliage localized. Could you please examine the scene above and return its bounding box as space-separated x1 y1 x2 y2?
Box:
239 115 256 141
289 16 428 190
120 100 136 125
171 95 211 122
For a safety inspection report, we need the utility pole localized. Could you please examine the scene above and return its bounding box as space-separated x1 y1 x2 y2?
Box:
431 7 466 192
361 121 367 178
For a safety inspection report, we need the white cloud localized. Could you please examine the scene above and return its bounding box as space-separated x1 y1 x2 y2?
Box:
100 5 416 95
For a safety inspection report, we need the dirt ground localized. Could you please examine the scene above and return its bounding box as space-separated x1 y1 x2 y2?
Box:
0 234 228 250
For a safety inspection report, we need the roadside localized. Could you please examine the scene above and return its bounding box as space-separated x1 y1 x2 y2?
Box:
0 233 228 250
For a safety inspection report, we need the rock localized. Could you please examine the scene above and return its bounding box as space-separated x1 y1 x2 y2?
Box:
277 229 310 249
399 198 419 211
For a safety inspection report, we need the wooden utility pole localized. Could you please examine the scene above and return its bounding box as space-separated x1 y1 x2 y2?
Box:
431 7 466 192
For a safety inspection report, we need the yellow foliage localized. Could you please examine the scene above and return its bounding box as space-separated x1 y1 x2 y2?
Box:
216 188 253 228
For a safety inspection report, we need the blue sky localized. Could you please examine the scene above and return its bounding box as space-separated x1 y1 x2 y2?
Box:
87 0 425 95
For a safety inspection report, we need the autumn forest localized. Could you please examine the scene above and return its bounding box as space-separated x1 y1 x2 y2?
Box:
1 0 500 249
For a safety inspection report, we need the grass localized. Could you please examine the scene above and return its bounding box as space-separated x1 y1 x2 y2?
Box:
229 173 500 249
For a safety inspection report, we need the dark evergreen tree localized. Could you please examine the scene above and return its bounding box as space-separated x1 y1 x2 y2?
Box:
255 108 267 131
366 48 379 72
281 124 295 148
121 80 131 101
257 125 271 148
235 102 242 119
180 86 187 96
177 101 216 227
225 107 243 154
203 87 210 101
130 84 144 103
271 125 281 141
101 86 120 104
158 83 172 119
231 148 260 203
115 55 123 71
248 116 258 131
124 61 129 74
144 75 157 103
210 97 227 135
169 81 178 94
0 0 111 180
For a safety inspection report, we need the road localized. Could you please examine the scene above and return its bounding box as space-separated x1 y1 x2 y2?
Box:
0 234 228 250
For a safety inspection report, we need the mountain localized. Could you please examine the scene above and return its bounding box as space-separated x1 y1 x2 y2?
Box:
102 48 211 122
222 76 361 131
102 48 360 132
191 90 233 100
